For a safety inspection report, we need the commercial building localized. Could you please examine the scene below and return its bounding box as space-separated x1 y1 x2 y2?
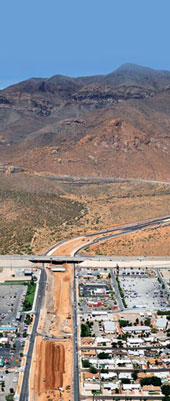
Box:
52 267 65 272
127 338 144 346
84 383 100 392
104 321 115 334
122 325 151 334
92 311 108 317
99 270 109 279
24 269 33 276
0 337 8 344
0 326 16 332
156 316 167 330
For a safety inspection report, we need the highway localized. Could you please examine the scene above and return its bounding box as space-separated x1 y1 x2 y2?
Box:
0 214 170 267
19 264 47 401
73 262 80 401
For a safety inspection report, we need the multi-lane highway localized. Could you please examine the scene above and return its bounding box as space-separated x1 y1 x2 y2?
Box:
0 214 170 268
19 265 47 401
73 262 80 401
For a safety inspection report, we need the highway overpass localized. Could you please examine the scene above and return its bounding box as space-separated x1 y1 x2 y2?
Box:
0 254 170 269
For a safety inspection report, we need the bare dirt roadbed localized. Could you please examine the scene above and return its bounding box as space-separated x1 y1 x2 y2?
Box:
29 236 91 401
32 337 72 401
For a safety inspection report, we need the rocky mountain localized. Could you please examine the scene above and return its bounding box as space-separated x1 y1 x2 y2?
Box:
1 63 170 180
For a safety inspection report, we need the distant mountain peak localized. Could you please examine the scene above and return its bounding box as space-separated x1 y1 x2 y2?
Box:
1 62 170 181
115 63 155 73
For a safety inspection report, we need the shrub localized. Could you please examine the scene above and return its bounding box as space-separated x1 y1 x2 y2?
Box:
98 352 111 359
89 366 97 374
162 385 170 396
81 324 91 337
82 359 91 368
140 376 161 387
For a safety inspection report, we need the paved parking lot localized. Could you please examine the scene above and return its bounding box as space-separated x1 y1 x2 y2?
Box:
0 338 25 368
0 284 27 324
0 283 29 397
0 371 19 399
78 272 118 313
119 276 169 309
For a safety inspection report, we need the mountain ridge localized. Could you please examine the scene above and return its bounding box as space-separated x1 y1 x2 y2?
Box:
1 63 170 180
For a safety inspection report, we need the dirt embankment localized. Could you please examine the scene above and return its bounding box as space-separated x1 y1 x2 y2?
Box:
31 336 72 401
85 224 170 257
34 338 65 397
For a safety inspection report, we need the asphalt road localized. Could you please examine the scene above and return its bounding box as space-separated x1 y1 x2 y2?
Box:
29 214 170 263
81 394 163 401
73 262 80 401
19 264 47 401
29 172 170 187
1 214 170 267
82 367 170 373
80 345 168 350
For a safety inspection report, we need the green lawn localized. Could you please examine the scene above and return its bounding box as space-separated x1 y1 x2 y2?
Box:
22 282 36 311
1 280 30 285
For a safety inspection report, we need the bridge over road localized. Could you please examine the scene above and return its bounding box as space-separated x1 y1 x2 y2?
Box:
1 214 170 268
0 254 170 269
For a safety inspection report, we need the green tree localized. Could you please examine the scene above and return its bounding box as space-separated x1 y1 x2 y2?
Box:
82 359 91 368
162 385 170 396
132 370 138 380
80 324 91 337
121 378 131 384
5 396 14 401
98 352 111 359
140 376 161 387
119 319 129 328
89 366 97 374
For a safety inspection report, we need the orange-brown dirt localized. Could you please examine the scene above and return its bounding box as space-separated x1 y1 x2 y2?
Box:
51 269 72 337
33 339 65 396
30 337 72 401
3 64 170 181
83 224 170 257
40 181 170 257
30 236 92 401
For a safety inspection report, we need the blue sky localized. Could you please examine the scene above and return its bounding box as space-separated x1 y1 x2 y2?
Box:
1 0 170 88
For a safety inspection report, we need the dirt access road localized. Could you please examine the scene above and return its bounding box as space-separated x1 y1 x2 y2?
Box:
29 235 93 401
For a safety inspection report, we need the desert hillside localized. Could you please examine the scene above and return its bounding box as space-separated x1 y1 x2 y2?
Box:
1 63 170 180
